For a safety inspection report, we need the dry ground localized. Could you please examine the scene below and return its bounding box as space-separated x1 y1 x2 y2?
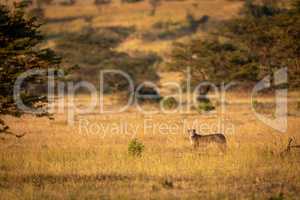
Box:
1 91 300 199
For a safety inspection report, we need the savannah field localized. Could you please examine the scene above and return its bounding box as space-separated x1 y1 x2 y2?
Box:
1 89 300 199
1 0 300 199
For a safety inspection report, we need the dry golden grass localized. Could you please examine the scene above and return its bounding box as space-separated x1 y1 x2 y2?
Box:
42 0 242 53
1 91 300 199
45 0 241 28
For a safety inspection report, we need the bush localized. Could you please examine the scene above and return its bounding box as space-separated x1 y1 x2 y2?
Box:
162 97 178 110
269 193 284 200
135 85 161 103
128 138 144 157
161 178 174 189
168 39 259 87
252 99 259 109
252 99 268 110
196 101 215 113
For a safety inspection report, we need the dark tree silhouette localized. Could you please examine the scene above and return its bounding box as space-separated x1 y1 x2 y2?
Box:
0 2 63 138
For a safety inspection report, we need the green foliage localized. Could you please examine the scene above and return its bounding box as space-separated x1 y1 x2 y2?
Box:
128 138 145 157
269 192 284 200
169 38 258 87
0 2 63 136
168 0 300 88
252 99 259 109
162 97 178 110
242 0 282 18
135 85 161 103
196 100 215 113
224 0 300 87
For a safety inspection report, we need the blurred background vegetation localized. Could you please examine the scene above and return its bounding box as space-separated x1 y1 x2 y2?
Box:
168 0 300 88
1 0 300 133
13 0 299 90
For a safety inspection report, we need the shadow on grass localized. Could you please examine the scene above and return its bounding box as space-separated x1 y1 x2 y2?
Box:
45 16 94 24
0 174 130 188
141 15 210 41
0 173 200 188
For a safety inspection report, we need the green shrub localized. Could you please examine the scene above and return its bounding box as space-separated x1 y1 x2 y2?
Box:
197 101 215 113
135 85 162 103
128 138 144 157
252 99 259 109
269 193 284 200
252 100 266 110
162 97 178 110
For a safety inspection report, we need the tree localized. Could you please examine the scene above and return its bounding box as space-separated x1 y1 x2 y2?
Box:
224 0 300 87
168 38 258 87
168 0 300 88
0 2 62 138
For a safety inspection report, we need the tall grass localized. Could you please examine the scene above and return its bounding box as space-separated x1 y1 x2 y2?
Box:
0 93 299 199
